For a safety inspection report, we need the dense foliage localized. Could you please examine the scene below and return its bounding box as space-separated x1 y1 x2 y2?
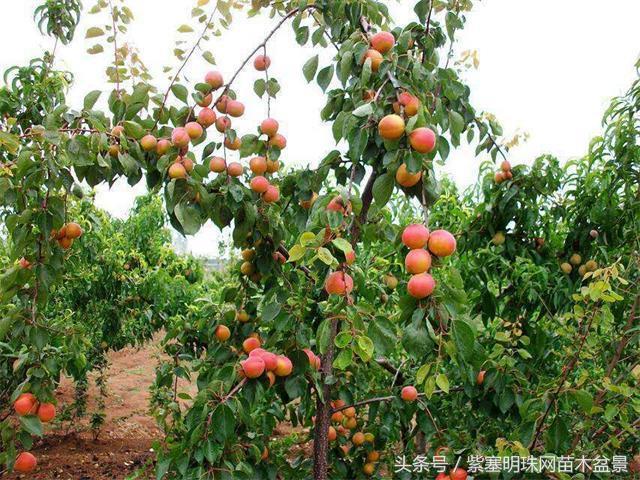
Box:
0 1 637 479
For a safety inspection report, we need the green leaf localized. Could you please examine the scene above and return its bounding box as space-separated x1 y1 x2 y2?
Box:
262 302 281 322
452 320 475 361
352 103 373 117
372 173 394 207
87 44 104 55
334 331 352 348
213 404 235 442
317 65 334 92
317 247 336 266
333 349 352 370
254 79 266 98
123 121 145 140
303 55 319 82
316 319 331 354
85 27 104 38
572 390 593 414
416 364 431 385
435 373 449 393
287 245 306 262
331 238 352 254
19 416 43 437
83 90 101 110
171 84 189 104
355 335 374 362
178 24 194 33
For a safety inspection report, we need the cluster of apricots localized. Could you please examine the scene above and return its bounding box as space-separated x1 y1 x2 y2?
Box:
436 466 469 480
51 221 83 250
494 160 513 184
401 224 456 299
12 393 57 473
560 252 598 277
361 30 395 72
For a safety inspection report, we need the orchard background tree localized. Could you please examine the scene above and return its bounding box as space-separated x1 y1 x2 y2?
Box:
0 0 638 479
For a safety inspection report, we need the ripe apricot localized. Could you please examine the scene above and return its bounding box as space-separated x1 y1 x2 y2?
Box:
262 185 280 203
396 163 422 187
428 230 457 257
168 162 187 179
450 467 468 480
367 451 380 462
196 93 212 107
185 122 203 140
241 356 265 378
249 156 267 175
401 385 418 401
260 118 279 137
236 310 250 322
240 261 255 276
345 250 356 265
140 134 157 152
14 452 37 473
378 114 405 140
328 426 337 441
407 273 436 299
363 463 375 476
402 224 430 249
226 100 245 117
14 393 38 416
37 403 55 423
352 431 365 446
227 162 243 177
325 271 354 295
58 237 73 250
108 144 120 157
251 349 278 371
274 355 293 376
409 127 436 154
585 259 598 271
215 116 231 133
300 192 318 209
254 54 271 71
224 136 241 150
241 249 255 261
500 160 511 172
215 325 231 341
371 31 395 54
197 108 217 128
65 222 83 239
209 156 226 173
205 71 224 89
156 139 171 155
569 253 582 265
266 159 280 173
405 249 432 274
171 127 190 148
362 49 383 71
560 262 572 274
243 337 261 354
269 133 287 150
250 176 270 193
111 125 124 137
477 370 486 385
494 171 506 183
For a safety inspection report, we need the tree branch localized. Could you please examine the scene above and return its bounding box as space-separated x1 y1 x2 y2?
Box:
331 386 464 414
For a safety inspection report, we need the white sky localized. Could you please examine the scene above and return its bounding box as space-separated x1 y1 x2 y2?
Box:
2 1 639 257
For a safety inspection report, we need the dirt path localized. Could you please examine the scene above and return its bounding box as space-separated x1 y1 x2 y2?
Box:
5 335 193 480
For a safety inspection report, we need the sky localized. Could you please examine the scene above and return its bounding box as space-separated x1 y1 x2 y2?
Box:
2 1 639 257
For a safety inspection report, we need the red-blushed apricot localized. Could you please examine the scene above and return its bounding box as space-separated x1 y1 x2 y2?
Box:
328 426 337 441
171 127 190 148
402 224 430 249
272 251 286 264
197 108 217 128
398 92 420 116
260 118 279 137
19 257 31 269
108 144 120 157
215 116 231 133
266 370 276 387
65 222 83 239
396 163 422 187
344 417 357 430
181 157 194 173
300 192 318 209
242 249 255 261
156 139 171 155
58 237 73 250
345 250 356 265
261 446 269 461
111 125 124 137
361 49 384 71
332 399 346 409
476 370 486 385
236 309 250 322
274 355 293 376
215 325 230 341
205 71 223 89
407 273 436 299
494 171 506 183
250 176 270 194
367 451 380 462
243 337 261 354
140 134 157 152
249 156 267 175
224 137 241 150
251 349 278 371
405 249 432 274
266 159 280 173
500 160 511 172
209 156 226 173
254 54 271 71
450 467 468 480
401 385 418 402
226 100 245 117
363 89 376 101
303 349 320 370
378 114 405 140
14 452 37 473
371 31 395 54
363 463 375 476
14 393 38 416
325 271 354 295
185 122 203 140
241 356 265 378
428 229 457 257
352 431 366 446
216 95 230 113
327 196 348 214
196 92 212 107
409 127 436 154
168 162 187 179
37 403 55 423
590 229 599 239
504 170 513 180
269 133 287 150
436 473 450 480
331 411 344 423
343 406 356 418
262 185 280 203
